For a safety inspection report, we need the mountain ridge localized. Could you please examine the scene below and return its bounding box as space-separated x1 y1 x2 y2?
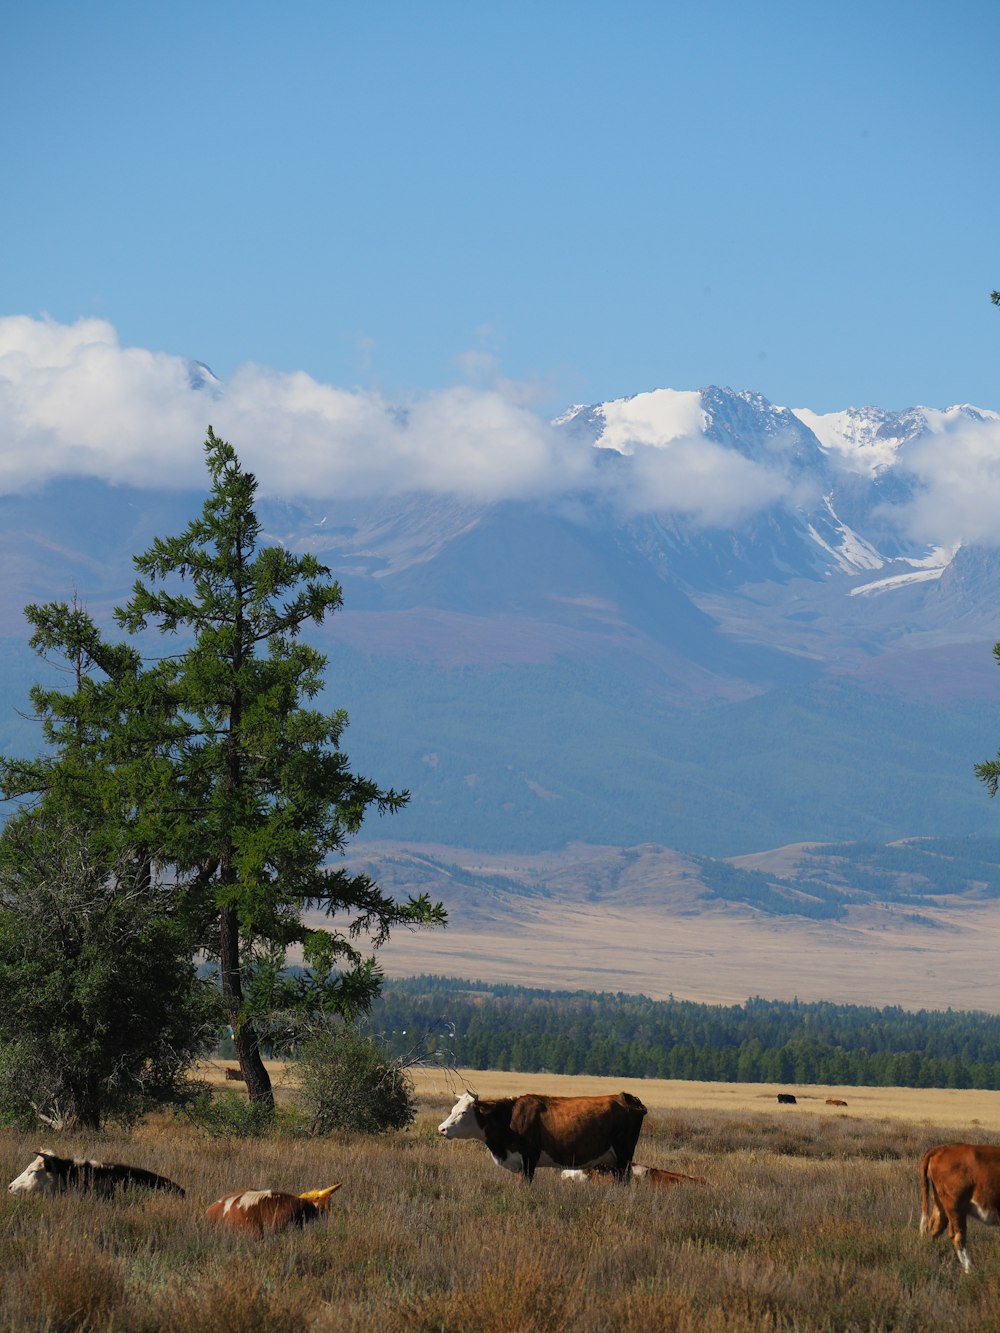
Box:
3 382 1000 856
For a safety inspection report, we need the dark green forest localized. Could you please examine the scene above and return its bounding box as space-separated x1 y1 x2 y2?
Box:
367 977 1000 1089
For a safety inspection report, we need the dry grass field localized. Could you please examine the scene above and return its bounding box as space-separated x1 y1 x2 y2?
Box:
372 890 1000 1013
4 1071 1000 1331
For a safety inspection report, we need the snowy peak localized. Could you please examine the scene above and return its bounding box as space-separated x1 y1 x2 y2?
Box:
556 388 706 455
185 359 223 396
560 385 820 465
790 402 1000 477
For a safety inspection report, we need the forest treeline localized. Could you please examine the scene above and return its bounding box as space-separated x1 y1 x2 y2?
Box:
369 977 1000 1089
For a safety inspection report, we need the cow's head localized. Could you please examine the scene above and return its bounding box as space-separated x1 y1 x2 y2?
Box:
437 1090 481 1139
8 1150 61 1196
299 1184 342 1213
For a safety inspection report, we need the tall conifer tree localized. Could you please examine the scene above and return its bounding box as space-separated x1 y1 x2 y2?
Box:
117 430 443 1108
2 430 444 1112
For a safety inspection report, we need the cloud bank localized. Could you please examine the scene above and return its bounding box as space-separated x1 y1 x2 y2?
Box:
10 313 991 539
0 315 591 504
897 412 1000 549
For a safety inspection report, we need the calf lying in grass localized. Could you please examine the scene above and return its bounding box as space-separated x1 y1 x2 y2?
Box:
561 1163 707 1186
205 1184 342 1234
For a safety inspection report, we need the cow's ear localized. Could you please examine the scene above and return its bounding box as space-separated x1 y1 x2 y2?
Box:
38 1149 56 1159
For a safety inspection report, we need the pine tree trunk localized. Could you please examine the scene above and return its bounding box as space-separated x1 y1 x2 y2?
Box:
220 904 274 1112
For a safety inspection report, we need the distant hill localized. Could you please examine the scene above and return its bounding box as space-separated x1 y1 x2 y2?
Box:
344 836 1000 1013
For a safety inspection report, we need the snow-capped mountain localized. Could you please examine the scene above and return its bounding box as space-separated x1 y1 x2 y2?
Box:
3 382 1000 857
550 384 973 602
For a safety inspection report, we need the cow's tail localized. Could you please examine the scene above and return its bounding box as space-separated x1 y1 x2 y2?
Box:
919 1147 936 1235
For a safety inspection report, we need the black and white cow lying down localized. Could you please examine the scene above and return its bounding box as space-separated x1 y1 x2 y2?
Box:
8 1149 184 1198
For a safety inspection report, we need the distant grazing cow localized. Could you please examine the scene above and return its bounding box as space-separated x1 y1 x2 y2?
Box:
777 1093 797 1105
437 1090 647 1182
8 1150 184 1198
826 1098 848 1107
224 1067 245 1082
205 1184 342 1234
920 1143 1000 1272
562 1163 707 1186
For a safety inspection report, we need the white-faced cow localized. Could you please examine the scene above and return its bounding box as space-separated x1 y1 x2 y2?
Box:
920 1143 1000 1272
561 1163 707 1186
8 1149 184 1198
437 1090 647 1182
205 1184 342 1234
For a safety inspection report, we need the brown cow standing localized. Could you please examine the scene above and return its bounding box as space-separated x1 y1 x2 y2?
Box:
205 1184 341 1234
920 1143 1000 1272
437 1090 647 1182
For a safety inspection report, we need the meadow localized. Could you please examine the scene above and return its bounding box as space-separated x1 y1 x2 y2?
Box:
3 1070 1000 1331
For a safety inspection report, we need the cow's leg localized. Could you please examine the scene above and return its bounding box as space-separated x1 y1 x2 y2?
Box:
921 1201 947 1239
948 1210 972 1273
610 1158 632 1184
521 1149 540 1183
920 1177 947 1239
611 1128 644 1182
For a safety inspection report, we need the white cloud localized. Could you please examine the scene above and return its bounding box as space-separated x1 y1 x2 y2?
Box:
0 316 207 491
0 313 806 527
896 414 1000 548
0 315 590 503
619 437 798 526
594 388 707 454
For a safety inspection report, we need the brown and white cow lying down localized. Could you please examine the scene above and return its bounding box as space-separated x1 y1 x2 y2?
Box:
8 1150 184 1198
920 1143 1000 1272
561 1163 707 1186
205 1184 342 1234
437 1090 647 1182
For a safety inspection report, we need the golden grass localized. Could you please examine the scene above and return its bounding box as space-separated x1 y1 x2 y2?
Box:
413 1067 1000 1131
372 893 1000 1012
199 1058 1000 1132
4 1076 999 1330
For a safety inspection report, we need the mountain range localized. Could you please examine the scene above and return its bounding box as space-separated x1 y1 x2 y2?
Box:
4 383 1000 857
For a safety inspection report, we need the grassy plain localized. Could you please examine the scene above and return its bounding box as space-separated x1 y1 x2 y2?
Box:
372 889 1000 1013
4 1071 1000 1331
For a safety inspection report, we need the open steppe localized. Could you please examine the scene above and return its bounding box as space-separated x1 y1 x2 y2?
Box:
7 1070 1000 1331
349 840 1000 1013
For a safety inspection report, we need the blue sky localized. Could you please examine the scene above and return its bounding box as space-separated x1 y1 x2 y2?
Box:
3 1 1000 421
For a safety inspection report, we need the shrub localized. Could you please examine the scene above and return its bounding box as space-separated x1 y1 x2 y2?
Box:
183 1088 289 1139
293 1027 416 1135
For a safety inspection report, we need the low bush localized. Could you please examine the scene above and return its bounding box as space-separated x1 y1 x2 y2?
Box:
293 1027 416 1135
183 1088 291 1139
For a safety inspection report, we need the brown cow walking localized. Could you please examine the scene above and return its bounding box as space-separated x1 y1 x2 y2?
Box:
920 1143 1000 1272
